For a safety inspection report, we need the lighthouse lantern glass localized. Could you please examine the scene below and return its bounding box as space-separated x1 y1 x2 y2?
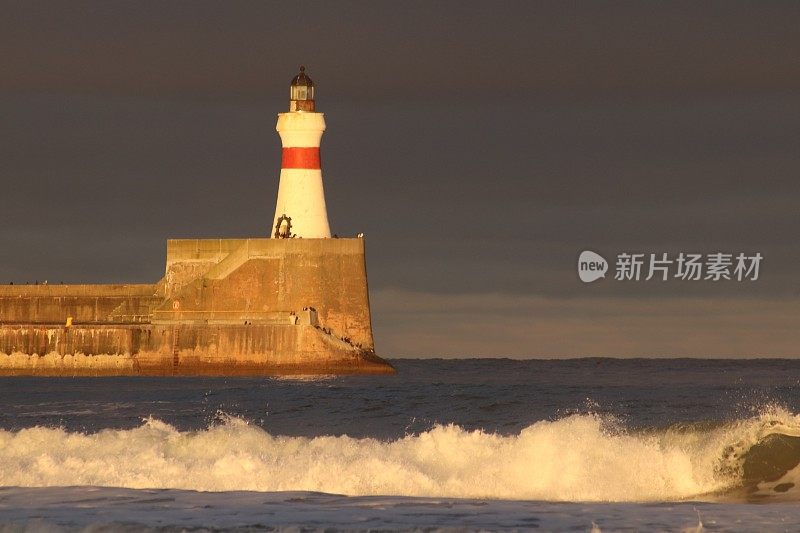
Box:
291 85 313 101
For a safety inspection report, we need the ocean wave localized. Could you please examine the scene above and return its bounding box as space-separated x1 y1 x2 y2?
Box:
1 409 799 502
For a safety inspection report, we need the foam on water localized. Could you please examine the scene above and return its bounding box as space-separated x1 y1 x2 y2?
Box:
2 408 800 502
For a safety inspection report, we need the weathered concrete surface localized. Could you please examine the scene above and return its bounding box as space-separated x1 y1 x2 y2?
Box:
0 324 392 376
0 284 160 323
158 239 375 349
164 239 248 298
0 238 394 376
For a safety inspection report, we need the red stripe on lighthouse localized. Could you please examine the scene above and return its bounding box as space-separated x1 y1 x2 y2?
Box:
282 147 321 169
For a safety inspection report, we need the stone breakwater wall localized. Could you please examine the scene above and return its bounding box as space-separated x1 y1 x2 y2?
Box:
0 238 394 376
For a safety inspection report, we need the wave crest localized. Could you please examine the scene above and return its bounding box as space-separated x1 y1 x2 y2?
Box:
2 409 800 502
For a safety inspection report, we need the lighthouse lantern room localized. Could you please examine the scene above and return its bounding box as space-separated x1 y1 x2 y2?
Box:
289 66 315 111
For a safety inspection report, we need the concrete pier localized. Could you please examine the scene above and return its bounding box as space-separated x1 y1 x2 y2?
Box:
0 238 394 376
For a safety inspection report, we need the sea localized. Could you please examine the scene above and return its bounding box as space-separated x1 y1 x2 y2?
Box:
2 358 800 532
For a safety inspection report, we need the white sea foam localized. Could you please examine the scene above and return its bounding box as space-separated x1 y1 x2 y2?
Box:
1 409 799 502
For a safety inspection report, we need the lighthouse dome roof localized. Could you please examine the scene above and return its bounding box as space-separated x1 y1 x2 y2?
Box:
291 66 314 87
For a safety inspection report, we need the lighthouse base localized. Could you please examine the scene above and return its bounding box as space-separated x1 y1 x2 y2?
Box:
0 238 394 376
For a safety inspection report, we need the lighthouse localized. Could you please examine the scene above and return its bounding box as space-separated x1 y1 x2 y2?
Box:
272 66 332 239
0 63 394 376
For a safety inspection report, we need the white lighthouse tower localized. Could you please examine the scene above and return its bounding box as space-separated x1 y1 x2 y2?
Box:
272 66 331 239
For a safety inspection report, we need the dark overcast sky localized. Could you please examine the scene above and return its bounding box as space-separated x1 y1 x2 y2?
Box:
1 1 798 357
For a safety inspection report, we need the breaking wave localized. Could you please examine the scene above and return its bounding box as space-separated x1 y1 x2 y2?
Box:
1 409 799 502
